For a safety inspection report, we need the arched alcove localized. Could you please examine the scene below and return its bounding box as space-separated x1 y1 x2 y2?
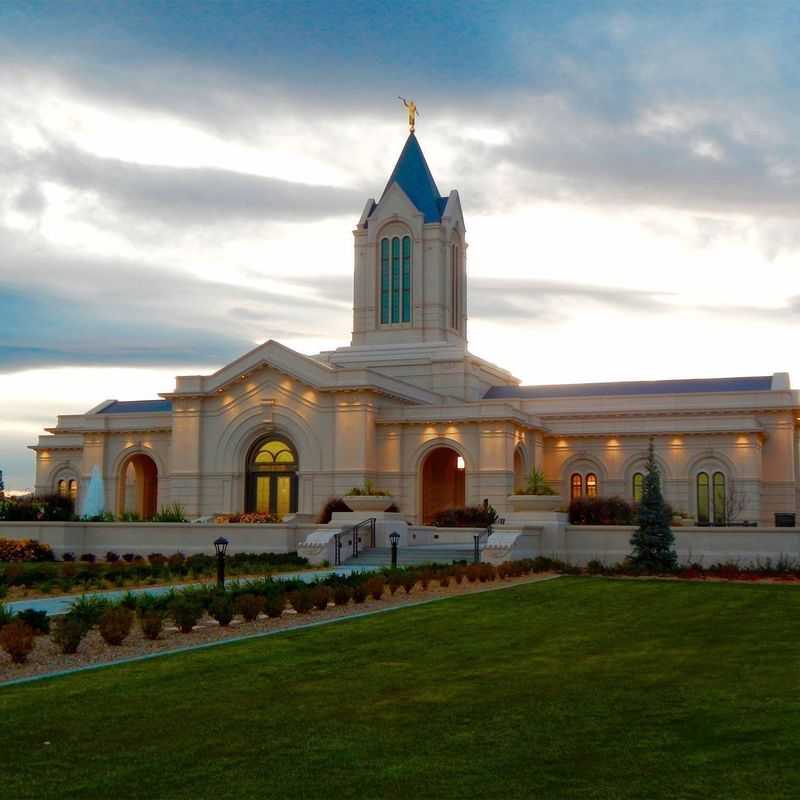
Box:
117 453 158 519
420 446 466 524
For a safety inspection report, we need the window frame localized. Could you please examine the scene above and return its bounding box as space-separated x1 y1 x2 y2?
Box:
379 234 412 326
632 472 644 504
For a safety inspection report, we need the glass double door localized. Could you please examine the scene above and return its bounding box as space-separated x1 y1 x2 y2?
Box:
251 473 296 518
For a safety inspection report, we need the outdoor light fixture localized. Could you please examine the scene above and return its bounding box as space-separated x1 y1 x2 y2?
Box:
390 531 400 569
456 456 465 470
214 536 229 588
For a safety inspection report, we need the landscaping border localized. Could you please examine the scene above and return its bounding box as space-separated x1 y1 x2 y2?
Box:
0 574 561 689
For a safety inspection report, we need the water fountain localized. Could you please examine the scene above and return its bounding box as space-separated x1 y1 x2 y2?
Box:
80 465 105 519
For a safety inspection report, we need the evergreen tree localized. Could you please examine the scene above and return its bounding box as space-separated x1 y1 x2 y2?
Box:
629 438 677 571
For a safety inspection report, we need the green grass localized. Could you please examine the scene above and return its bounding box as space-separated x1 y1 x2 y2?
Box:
3 578 800 799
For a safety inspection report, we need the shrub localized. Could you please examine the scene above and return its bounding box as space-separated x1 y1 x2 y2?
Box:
453 566 465 584
289 590 314 614
140 611 165 640
432 504 498 528
479 564 497 582
521 467 557 496
311 585 332 611
122 553 136 563
209 593 234 626
147 553 167 567
99 607 134 646
569 496 635 526
167 553 186 571
344 479 390 497
438 572 451 588
401 573 416 594
0 538 55 562
332 584 352 606
236 594 265 622
317 497 351 524
105 551 120 563
264 593 286 618
0 621 35 663
586 559 606 575
387 573 402 595
352 584 368 604
496 562 510 580
170 597 202 633
62 552 76 562
465 564 480 583
365 576 385 600
68 596 110 631
419 569 433 590
79 553 96 563
151 504 187 523
15 608 50 635
52 616 86 654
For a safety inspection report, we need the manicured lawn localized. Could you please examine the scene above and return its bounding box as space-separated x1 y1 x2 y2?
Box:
2 578 800 799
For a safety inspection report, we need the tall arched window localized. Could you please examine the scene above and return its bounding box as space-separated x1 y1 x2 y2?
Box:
713 472 726 525
246 437 298 518
570 473 583 500
380 235 411 324
697 472 710 524
586 473 598 497
632 472 644 504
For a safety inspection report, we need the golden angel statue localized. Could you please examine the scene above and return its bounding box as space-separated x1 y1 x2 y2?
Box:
398 96 418 132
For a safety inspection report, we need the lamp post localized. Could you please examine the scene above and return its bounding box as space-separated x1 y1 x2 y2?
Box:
214 536 229 588
390 531 400 569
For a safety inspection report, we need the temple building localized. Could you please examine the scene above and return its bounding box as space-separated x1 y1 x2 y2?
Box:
31 131 800 528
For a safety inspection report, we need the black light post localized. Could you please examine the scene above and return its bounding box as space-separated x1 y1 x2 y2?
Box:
390 531 400 569
214 536 229 588
473 534 480 564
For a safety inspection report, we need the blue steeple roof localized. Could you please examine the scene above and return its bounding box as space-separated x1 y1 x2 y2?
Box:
378 133 445 223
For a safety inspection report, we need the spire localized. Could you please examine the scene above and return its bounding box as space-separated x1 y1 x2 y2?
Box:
378 133 445 223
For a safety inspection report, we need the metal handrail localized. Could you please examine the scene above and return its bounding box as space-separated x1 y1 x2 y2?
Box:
349 517 376 559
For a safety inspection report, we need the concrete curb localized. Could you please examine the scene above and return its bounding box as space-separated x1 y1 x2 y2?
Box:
0 575 561 689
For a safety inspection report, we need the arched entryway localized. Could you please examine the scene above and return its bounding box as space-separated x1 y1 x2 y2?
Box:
420 446 466 524
117 453 158 519
245 436 298 518
513 446 527 493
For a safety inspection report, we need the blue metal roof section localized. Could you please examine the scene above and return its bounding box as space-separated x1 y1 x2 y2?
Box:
377 133 445 223
99 400 173 414
484 376 774 400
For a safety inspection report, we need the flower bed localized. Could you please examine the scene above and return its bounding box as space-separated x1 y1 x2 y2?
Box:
0 551 308 600
0 561 557 681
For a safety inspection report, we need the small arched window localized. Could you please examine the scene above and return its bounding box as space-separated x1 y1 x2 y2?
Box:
586 473 598 498
697 472 710 524
68 480 78 503
57 479 67 498
380 235 411 325
632 472 644 504
713 472 726 525
570 473 583 500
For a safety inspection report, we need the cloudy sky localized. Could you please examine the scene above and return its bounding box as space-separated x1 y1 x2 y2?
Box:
2 1 800 491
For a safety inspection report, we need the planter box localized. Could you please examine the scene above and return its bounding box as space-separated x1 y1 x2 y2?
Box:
507 494 564 513
343 495 395 513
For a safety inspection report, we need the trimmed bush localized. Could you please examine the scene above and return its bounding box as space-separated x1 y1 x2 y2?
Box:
431 504 498 528
311 585 332 611
236 594 265 622
0 621 35 663
68 596 110 631
289 590 314 614
99 607 134 646
317 497 351 524
15 608 50 635
401 573 416 594
438 572 451 588
365 576 385 600
209 594 235 626
122 553 136 563
466 565 481 583
0 538 55 562
419 569 433 590
264 593 286 618
79 553 96 563
352 584 367 604
569 496 635 526
479 564 496 582
170 597 202 633
105 551 120 563
332 584 352 606
387 573 402 595
52 616 86 654
453 566 465 585
140 611 164 640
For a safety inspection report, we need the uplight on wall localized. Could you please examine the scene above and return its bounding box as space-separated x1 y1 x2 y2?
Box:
456 456 465 470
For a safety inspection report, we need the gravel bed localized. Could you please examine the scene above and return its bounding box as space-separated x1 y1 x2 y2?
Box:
0 574 557 683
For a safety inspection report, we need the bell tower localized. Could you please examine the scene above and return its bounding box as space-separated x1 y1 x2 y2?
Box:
350 131 467 350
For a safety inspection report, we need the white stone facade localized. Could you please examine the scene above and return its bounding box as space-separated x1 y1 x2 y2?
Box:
31 134 800 530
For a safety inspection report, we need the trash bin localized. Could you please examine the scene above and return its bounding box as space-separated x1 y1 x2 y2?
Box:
775 513 796 527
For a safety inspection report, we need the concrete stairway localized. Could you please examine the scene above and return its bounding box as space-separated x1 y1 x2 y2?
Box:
345 545 474 567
